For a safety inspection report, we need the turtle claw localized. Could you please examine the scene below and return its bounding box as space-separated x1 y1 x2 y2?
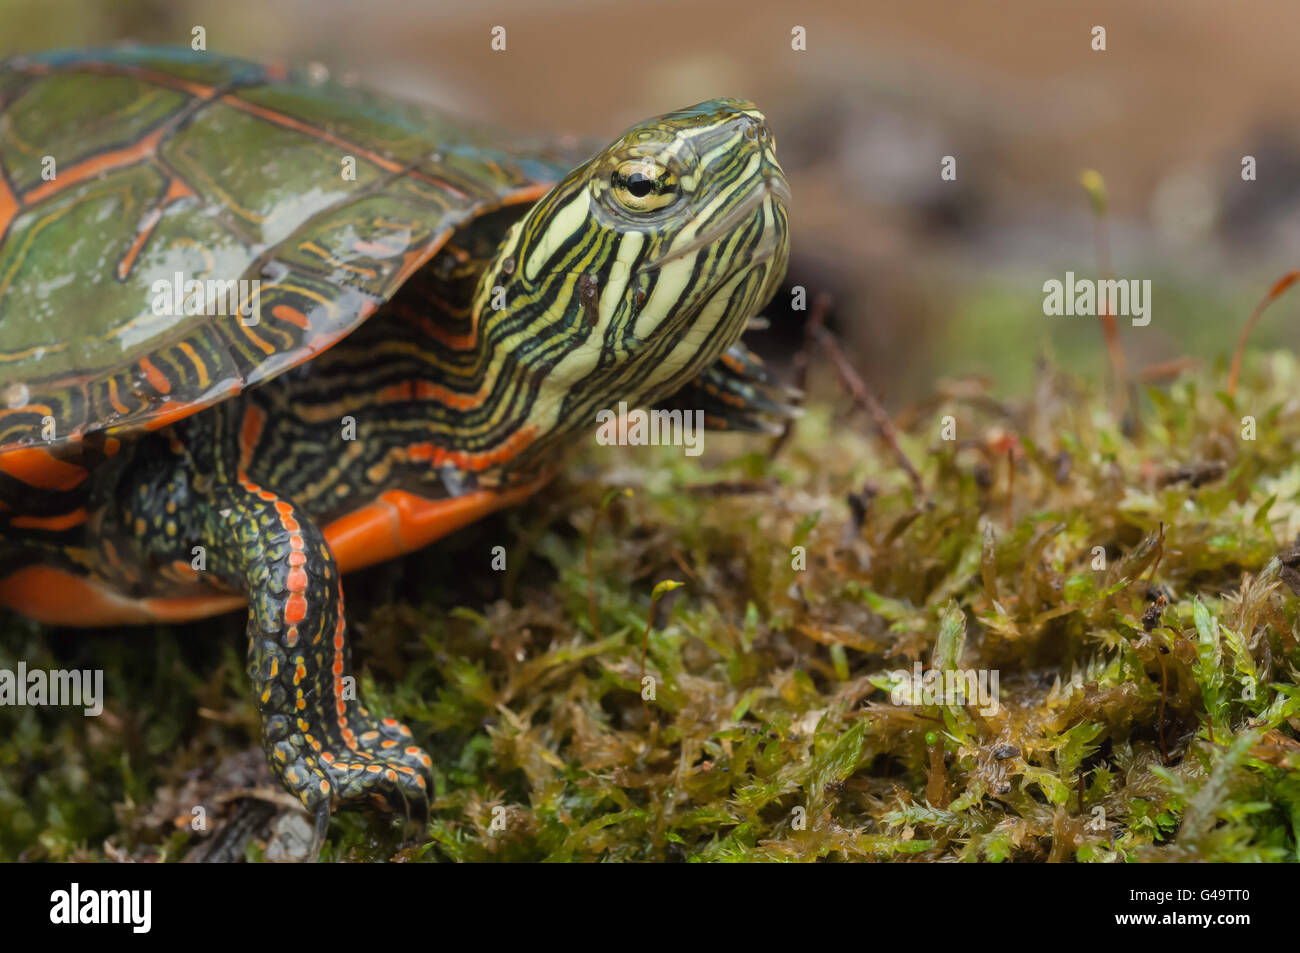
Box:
272 718 433 845
313 710 434 820
655 343 802 433
310 803 331 859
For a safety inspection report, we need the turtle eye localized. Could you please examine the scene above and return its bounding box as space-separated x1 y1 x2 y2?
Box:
611 160 678 212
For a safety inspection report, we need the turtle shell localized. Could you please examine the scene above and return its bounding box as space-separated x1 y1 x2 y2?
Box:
0 46 570 455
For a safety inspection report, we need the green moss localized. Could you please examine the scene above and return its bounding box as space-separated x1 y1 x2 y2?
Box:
7 347 1300 861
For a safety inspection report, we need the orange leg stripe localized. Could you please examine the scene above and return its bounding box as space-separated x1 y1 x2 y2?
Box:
284 594 307 624
238 405 266 475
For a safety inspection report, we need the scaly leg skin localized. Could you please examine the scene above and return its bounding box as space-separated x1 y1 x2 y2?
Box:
210 477 433 844
109 424 433 854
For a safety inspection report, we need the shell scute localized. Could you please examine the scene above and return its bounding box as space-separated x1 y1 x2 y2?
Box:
0 47 566 454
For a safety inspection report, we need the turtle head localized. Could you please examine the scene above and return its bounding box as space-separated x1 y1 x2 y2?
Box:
472 99 790 476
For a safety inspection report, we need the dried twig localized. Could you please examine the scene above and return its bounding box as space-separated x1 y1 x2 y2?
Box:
811 306 924 496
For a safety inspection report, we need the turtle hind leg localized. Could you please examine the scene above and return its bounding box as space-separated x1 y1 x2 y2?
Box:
200 474 435 827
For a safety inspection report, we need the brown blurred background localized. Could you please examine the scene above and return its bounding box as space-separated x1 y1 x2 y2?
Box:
2 0 1299 402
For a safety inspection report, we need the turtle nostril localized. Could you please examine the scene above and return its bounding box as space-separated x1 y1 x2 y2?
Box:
742 119 766 142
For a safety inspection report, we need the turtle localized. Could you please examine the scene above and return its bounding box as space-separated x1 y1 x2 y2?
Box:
0 46 792 845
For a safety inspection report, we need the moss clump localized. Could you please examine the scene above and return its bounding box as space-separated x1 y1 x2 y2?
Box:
7 348 1300 862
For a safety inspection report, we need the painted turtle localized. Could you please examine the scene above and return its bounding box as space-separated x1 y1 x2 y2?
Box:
0 47 791 843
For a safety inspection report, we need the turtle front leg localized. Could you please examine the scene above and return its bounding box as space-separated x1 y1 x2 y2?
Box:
111 442 433 839
202 476 434 831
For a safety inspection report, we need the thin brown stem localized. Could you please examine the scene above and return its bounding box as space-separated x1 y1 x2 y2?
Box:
813 317 924 496
1228 270 1300 398
1080 170 1132 424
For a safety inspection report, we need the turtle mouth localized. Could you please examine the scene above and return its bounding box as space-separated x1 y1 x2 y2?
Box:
633 177 790 276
